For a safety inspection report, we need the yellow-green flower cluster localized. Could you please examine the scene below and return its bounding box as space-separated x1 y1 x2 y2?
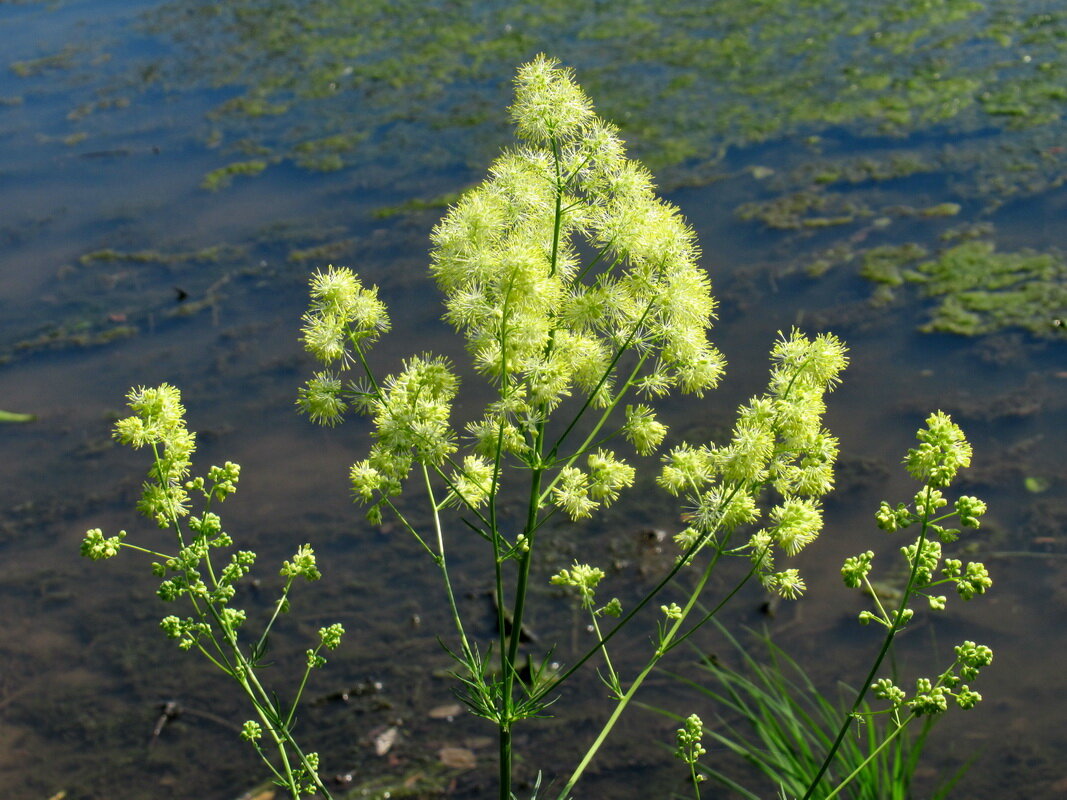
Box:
904 411 973 487
297 371 347 427
297 266 391 427
301 266 390 363
657 330 848 597
113 384 196 528
444 455 495 509
430 54 723 433
552 449 635 521
550 562 606 608
348 355 459 520
622 404 668 456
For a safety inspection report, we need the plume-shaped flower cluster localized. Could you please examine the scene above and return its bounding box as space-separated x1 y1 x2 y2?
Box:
659 330 848 597
300 57 732 527
113 383 197 528
431 54 723 432
347 355 460 521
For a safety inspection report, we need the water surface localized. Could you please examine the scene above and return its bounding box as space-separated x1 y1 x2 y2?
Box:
0 2 1064 798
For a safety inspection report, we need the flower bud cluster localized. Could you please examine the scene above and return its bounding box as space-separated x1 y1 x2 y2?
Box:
291 752 321 796
550 562 606 608
81 528 126 560
661 602 683 620
87 382 343 791
674 713 707 767
319 623 345 651
841 551 874 588
160 615 210 651
205 462 241 502
845 414 993 717
240 720 262 742
281 543 321 582
870 639 991 716
846 413 991 625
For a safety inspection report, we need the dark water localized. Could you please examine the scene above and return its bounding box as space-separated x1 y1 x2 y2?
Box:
1 1 1064 798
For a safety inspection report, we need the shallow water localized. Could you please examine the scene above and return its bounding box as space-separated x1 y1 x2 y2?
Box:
1 2 1064 798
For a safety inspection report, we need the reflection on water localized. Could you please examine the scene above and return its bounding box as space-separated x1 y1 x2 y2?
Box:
0 1 1064 798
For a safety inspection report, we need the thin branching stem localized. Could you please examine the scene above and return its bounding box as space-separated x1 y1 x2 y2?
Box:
801 486 936 799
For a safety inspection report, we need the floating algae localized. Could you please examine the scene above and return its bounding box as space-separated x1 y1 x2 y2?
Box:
0 244 258 363
16 0 1067 334
907 240 1067 338
736 190 869 231
372 191 465 220
0 409 36 423
859 243 929 288
821 234 1066 339
9 45 80 78
200 159 270 191
95 0 1066 191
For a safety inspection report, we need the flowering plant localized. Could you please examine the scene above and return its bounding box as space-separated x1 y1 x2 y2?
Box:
82 384 342 798
84 56 993 800
296 56 991 800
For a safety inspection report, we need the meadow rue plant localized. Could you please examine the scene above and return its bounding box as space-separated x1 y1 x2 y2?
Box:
82 384 341 799
789 413 992 800
294 55 893 800
86 56 996 800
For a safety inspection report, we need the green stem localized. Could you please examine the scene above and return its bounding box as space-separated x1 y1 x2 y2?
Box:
821 713 915 800
660 561 755 657
554 549 732 800
238 671 301 798
118 542 173 559
531 485 742 704
286 652 318 729
253 578 294 662
588 609 621 696
548 137 564 279
382 497 440 560
499 724 513 800
420 467 476 659
504 462 544 683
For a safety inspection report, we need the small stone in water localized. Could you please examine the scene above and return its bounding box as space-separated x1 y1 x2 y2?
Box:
374 726 399 756
428 703 463 719
438 746 477 769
